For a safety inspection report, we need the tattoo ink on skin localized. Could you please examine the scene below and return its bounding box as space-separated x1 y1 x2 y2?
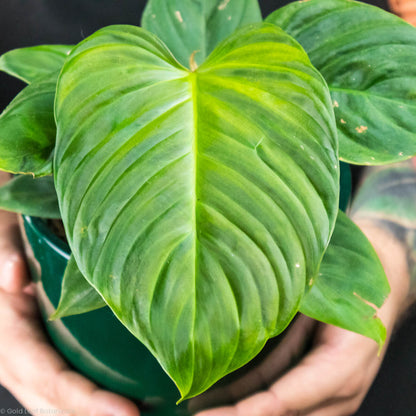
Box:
351 158 416 302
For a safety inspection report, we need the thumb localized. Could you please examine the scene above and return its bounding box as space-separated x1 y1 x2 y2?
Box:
0 209 29 294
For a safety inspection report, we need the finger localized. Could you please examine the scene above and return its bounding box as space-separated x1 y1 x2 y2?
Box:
7 372 141 416
195 390 300 416
2 382 58 413
193 406 237 416
397 0 416 15
3 332 141 416
389 0 416 25
0 211 29 294
296 356 380 416
190 316 317 414
0 247 29 294
194 327 373 416
23 282 37 297
194 391 280 416
0 291 140 416
194 394 361 416
268 343 362 411
299 396 363 416
269 353 343 411
195 326 382 416
268 323 384 415
194 360 346 416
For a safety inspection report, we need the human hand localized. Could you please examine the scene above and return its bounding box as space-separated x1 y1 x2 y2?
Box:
389 0 416 25
191 222 410 416
0 175 140 416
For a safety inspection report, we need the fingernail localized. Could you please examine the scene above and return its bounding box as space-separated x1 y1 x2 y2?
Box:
0 253 26 293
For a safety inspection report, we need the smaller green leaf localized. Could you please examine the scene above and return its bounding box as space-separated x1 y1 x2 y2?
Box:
50 255 106 320
0 45 72 84
0 76 57 176
141 0 262 68
300 211 390 347
0 45 72 176
0 174 60 218
267 0 416 165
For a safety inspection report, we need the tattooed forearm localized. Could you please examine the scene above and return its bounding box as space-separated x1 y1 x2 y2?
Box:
351 158 416 302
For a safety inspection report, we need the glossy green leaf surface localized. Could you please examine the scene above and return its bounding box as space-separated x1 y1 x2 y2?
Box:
300 211 390 347
0 45 72 176
0 174 60 218
0 45 72 84
267 0 416 165
0 76 58 176
51 255 106 320
54 24 339 399
141 0 262 68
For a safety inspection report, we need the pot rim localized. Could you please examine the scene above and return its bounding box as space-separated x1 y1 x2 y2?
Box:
22 215 71 260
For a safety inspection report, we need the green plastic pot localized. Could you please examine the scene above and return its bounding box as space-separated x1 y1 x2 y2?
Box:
20 163 351 415
20 215 188 415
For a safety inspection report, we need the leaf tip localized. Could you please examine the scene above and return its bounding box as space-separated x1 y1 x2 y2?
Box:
48 311 61 321
376 327 387 356
49 304 70 320
175 383 193 404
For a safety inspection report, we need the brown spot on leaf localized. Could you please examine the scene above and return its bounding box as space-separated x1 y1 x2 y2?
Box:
175 10 184 23
189 50 199 72
353 292 378 310
218 0 231 10
355 126 368 134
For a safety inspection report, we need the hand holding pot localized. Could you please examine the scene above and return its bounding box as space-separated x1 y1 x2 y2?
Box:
0 174 140 416
192 221 412 416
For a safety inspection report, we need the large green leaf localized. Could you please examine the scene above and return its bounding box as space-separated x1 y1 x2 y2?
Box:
0 174 60 218
0 45 72 84
54 24 339 399
50 255 106 320
0 76 58 176
267 0 416 165
141 0 262 68
300 211 390 347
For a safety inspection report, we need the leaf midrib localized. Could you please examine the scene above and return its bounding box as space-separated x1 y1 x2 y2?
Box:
188 70 198 396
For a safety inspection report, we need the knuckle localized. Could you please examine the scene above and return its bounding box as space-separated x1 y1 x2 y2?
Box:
35 367 74 407
338 376 365 399
345 398 364 415
37 372 62 405
281 411 301 416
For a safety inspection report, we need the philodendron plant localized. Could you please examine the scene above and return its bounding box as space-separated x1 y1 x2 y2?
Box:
0 0 416 402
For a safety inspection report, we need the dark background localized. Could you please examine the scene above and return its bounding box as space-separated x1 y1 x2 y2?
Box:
0 0 388 112
1 1 416 415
